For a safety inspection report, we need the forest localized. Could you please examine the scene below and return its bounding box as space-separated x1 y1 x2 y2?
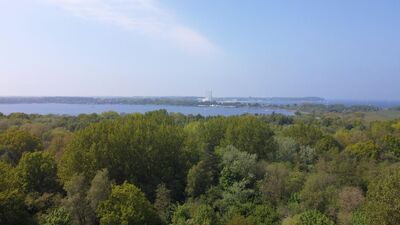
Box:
0 110 399 225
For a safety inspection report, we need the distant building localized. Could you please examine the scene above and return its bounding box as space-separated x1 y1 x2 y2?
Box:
200 90 213 102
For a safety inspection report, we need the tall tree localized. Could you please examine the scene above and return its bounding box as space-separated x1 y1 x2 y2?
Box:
0 129 43 164
296 210 335 225
87 169 112 213
0 190 35 225
97 182 162 225
62 174 93 225
154 183 173 224
223 116 276 159
360 168 400 224
17 151 60 194
60 113 188 200
42 207 71 225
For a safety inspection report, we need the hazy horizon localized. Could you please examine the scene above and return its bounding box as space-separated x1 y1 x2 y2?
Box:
1 1 399 100
1 96 400 103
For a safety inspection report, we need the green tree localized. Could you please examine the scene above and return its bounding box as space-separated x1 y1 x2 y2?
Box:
300 172 337 215
0 129 43 163
296 210 334 225
258 163 304 205
349 211 368 225
247 205 280 225
62 174 92 225
219 146 257 189
298 146 317 169
199 117 228 151
170 203 218 225
192 204 218 225
46 128 72 161
360 168 400 224
0 161 18 191
17 151 60 194
226 214 251 225
186 160 214 198
183 121 205 164
275 136 299 162
0 129 43 153
283 123 323 147
223 116 276 159
315 135 341 153
42 207 71 225
87 169 112 213
97 182 162 225
170 204 190 225
60 113 188 200
380 135 400 157
213 146 258 214
0 190 35 225
25 192 63 221
345 141 379 159
154 183 173 223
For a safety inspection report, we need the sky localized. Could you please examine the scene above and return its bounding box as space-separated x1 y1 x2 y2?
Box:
0 0 399 100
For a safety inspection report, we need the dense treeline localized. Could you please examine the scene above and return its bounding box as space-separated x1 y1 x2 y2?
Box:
0 110 400 225
271 104 381 114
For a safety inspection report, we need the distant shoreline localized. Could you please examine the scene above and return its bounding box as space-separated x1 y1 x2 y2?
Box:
0 96 323 108
0 103 295 117
0 97 398 112
0 96 324 104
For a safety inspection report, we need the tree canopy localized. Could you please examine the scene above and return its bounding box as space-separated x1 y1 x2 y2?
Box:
0 111 399 224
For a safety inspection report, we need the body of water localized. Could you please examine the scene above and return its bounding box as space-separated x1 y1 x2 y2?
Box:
0 104 293 116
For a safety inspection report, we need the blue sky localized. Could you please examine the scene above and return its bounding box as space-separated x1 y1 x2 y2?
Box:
0 0 399 100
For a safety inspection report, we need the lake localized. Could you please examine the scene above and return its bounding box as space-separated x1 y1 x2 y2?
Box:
0 104 293 116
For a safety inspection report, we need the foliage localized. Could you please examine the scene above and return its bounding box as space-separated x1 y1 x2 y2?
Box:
87 169 112 213
283 123 323 147
359 168 400 224
0 161 18 191
191 204 218 225
186 160 215 198
62 174 93 225
275 136 298 162
219 146 257 189
222 116 277 159
17 151 60 194
154 183 173 223
337 186 364 224
380 134 400 157
345 141 379 159
46 128 72 161
170 202 218 225
298 146 317 169
0 129 43 164
42 207 71 225
258 163 304 205
246 204 280 225
300 172 337 215
296 210 335 225
0 190 35 225
315 135 341 153
0 111 399 225
59 112 188 201
97 182 162 225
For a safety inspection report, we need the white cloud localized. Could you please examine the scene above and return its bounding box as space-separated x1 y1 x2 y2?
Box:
43 0 218 55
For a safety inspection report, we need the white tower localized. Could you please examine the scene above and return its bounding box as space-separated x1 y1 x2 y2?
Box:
206 90 213 102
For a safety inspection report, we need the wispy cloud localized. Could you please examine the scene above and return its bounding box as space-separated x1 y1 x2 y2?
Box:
43 0 218 55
